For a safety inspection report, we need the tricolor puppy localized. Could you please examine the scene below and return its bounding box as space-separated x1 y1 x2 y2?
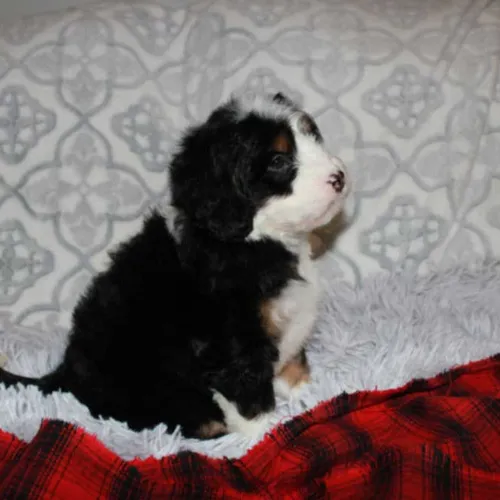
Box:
0 92 349 439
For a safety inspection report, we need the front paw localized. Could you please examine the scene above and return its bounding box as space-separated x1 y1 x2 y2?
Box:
275 351 311 398
212 391 272 437
194 420 228 439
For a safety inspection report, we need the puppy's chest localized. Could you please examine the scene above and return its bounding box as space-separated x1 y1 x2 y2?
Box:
261 249 319 365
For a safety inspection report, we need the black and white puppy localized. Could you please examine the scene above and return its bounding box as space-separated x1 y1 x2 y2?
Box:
0 92 349 439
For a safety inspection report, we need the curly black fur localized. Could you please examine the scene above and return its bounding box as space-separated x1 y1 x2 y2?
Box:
0 93 308 438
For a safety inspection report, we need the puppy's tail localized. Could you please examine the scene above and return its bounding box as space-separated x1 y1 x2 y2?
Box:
0 365 65 394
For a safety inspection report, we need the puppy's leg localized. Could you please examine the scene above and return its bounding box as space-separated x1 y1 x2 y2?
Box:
210 347 277 437
156 382 228 440
212 372 275 438
274 348 311 398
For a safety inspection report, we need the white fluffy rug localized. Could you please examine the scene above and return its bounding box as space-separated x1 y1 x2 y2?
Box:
1 260 500 460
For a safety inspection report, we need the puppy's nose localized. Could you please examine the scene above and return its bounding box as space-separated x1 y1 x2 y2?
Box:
328 171 345 193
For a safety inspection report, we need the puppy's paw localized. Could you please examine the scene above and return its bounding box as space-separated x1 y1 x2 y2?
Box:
274 376 309 399
274 375 310 401
275 354 311 399
212 391 272 438
278 355 311 386
194 420 228 439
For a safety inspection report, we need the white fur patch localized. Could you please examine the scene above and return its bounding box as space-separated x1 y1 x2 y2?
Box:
273 240 320 370
212 391 272 437
233 91 293 122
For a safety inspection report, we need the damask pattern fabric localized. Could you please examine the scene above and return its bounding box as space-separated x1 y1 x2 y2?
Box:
0 0 500 334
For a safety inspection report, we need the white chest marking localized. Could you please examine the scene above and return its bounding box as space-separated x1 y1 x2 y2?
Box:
272 243 319 370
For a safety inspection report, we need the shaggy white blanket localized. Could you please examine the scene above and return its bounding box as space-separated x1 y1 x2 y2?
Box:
1 260 500 460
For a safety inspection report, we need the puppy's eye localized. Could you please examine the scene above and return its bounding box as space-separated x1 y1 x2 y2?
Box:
269 154 286 171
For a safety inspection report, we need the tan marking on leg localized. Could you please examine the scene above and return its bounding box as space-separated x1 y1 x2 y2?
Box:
195 420 228 439
277 352 310 388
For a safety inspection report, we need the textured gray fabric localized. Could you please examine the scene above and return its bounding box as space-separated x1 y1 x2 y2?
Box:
1 261 499 459
1 0 500 333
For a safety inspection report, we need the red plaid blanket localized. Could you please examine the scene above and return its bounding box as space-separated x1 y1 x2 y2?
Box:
1 355 500 499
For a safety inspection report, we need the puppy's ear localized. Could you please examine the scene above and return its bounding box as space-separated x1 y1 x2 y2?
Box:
272 92 295 107
171 159 254 241
205 101 239 128
170 103 254 241
198 188 254 241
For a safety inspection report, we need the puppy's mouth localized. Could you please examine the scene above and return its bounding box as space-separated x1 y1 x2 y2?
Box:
312 177 350 226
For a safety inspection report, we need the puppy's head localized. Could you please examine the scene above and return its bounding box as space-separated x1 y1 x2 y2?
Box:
170 92 349 242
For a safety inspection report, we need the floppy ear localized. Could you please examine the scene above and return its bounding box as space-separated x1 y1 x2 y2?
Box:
171 156 254 241
195 187 254 241
170 102 255 241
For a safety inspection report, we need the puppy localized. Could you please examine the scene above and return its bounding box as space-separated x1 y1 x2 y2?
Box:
0 92 349 439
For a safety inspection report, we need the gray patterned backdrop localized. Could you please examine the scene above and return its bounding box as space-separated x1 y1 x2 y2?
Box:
0 0 500 336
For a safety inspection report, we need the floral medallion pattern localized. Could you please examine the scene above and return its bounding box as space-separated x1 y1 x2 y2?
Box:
0 86 56 164
112 95 178 172
362 65 444 138
0 220 53 305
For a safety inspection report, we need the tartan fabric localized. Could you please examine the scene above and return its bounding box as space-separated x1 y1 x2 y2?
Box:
2 356 500 499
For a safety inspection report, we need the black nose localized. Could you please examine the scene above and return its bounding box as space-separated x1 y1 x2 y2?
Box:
328 171 345 193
